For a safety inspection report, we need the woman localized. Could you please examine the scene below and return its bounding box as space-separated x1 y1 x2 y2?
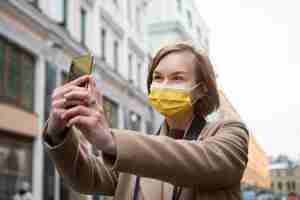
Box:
44 42 249 199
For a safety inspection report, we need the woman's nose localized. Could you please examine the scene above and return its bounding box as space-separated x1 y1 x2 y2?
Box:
161 78 171 85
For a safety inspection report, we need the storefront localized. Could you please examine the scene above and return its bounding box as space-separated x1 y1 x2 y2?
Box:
0 132 33 200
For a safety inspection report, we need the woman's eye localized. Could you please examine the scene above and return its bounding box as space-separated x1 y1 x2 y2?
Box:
153 75 162 80
174 76 185 81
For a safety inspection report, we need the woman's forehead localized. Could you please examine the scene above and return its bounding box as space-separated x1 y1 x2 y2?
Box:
154 51 196 74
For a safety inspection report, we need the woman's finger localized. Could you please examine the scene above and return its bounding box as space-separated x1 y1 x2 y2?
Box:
65 100 88 108
53 98 87 109
62 105 93 121
52 85 86 101
52 99 66 109
64 90 89 102
67 115 93 129
51 108 67 120
67 75 90 87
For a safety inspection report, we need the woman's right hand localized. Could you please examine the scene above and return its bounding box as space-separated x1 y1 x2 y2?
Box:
47 75 90 143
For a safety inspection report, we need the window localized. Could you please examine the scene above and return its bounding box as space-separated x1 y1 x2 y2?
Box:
0 36 35 112
271 182 274 189
187 10 192 28
128 54 133 83
113 41 119 71
101 28 106 61
93 195 102 200
292 181 296 191
58 0 68 28
278 182 282 191
287 181 291 191
113 0 119 8
28 0 39 8
137 63 142 87
80 8 87 45
129 111 141 131
146 120 154 135
44 62 56 120
127 0 132 24
103 97 119 128
136 7 141 33
21 54 35 110
7 47 20 100
176 0 182 13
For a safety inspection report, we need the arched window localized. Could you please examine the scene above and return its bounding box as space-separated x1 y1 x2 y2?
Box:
278 182 282 191
271 182 274 189
287 181 291 191
292 181 296 191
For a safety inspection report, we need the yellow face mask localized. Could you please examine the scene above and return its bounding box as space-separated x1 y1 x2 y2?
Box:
148 83 200 118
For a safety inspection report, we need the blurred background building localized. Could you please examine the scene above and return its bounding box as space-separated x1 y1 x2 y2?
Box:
270 155 300 197
0 0 270 200
215 91 272 193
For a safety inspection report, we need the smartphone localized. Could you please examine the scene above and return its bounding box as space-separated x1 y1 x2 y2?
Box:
68 54 94 87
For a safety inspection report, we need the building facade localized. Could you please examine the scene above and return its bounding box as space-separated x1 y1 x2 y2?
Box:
270 155 300 196
0 0 153 200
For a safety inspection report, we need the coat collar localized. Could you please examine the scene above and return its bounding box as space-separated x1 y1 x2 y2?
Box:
157 116 206 140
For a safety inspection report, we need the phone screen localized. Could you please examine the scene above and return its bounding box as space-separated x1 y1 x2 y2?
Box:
68 54 94 86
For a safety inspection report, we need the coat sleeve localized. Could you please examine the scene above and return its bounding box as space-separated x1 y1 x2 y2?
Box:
103 120 249 190
43 123 118 195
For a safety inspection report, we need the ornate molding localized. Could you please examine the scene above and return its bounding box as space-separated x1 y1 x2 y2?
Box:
99 6 125 39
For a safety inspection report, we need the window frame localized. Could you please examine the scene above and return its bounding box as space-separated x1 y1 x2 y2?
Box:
113 40 119 71
80 8 87 46
101 28 107 61
128 53 133 83
0 36 35 113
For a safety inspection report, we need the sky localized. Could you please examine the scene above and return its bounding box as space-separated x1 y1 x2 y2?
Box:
195 0 300 160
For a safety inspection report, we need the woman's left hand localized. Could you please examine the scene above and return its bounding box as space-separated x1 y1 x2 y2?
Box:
62 76 116 155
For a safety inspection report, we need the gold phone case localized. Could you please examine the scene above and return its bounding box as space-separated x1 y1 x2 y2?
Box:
68 54 94 83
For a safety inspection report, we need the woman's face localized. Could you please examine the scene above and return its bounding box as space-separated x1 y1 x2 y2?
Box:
152 51 197 87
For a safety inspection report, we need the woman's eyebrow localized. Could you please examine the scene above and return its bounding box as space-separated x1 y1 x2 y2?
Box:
153 71 188 76
153 71 162 76
171 71 188 76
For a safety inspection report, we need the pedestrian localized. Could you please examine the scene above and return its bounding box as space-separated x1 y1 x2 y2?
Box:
43 42 249 199
288 192 299 200
13 182 34 200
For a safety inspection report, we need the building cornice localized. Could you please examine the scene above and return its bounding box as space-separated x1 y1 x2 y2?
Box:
4 0 88 56
99 6 125 39
149 20 192 41
128 37 146 59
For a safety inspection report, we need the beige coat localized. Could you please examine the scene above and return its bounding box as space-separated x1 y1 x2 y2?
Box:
43 118 249 200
